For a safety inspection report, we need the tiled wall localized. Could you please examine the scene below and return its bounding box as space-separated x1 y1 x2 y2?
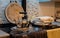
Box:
0 0 10 24
26 0 40 21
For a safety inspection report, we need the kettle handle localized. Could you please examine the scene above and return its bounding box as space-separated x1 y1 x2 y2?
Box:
10 0 17 3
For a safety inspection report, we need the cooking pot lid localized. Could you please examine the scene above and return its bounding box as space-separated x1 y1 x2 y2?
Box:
5 2 24 24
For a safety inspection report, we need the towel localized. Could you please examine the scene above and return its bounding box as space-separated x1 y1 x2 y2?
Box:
47 28 60 38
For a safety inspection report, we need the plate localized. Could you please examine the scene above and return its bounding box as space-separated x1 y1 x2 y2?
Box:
5 2 24 24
